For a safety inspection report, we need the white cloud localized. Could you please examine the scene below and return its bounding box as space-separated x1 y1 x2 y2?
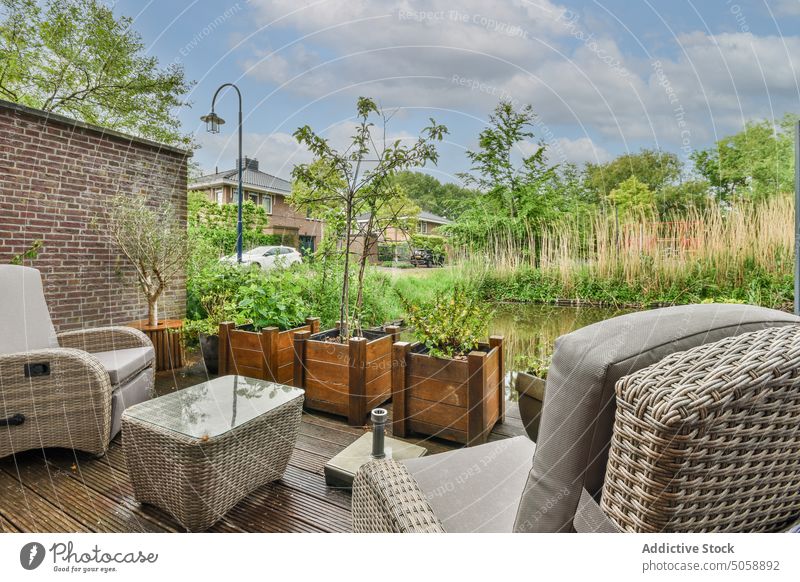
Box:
231 1 800 164
548 136 611 165
194 130 311 178
774 0 800 16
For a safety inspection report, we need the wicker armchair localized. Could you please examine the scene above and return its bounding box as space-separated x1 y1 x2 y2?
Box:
352 305 800 533
0 266 155 458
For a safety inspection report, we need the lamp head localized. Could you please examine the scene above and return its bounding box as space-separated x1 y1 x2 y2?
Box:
200 111 225 133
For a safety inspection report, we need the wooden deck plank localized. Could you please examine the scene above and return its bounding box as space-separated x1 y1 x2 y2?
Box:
8 457 167 533
0 512 20 532
0 468 89 533
0 360 524 533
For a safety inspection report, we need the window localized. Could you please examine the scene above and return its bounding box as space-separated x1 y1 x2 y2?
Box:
262 248 279 257
214 189 224 204
261 194 273 214
247 191 258 204
279 247 294 255
419 221 428 234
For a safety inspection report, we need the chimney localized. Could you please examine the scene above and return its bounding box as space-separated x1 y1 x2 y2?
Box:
237 157 259 171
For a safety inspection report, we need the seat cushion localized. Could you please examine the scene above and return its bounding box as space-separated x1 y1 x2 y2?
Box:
92 346 155 385
0 265 58 355
109 367 153 438
402 436 535 533
515 303 800 533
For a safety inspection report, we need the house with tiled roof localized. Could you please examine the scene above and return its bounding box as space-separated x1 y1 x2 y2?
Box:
189 157 323 253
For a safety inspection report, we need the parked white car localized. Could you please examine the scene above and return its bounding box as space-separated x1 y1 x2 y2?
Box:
222 245 302 271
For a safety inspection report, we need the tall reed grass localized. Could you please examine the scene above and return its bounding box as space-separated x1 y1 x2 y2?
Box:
450 196 794 308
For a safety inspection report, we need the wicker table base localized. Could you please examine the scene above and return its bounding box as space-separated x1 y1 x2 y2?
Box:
122 375 304 531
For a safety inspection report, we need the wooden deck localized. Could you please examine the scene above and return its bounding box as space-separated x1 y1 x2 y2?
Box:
0 356 526 533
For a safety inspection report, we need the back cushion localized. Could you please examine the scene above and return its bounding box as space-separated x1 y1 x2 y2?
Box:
0 265 58 355
513 303 800 532
602 325 800 532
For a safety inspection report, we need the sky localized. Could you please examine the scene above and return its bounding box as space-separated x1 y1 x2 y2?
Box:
114 0 800 183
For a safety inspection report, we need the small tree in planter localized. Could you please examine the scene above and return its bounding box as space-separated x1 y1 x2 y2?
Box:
393 287 505 445
109 194 188 326
289 97 446 424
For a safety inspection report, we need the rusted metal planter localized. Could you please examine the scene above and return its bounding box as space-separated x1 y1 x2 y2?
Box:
392 336 505 446
293 326 400 426
218 317 320 384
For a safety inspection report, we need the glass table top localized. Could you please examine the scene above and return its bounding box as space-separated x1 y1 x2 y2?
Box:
124 375 305 439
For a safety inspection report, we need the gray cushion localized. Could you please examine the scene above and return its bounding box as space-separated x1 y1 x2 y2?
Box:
109 367 153 438
92 346 154 384
514 303 800 533
402 436 535 532
0 266 58 355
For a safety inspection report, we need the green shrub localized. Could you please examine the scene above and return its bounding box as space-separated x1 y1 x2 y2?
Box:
236 268 309 331
401 286 493 359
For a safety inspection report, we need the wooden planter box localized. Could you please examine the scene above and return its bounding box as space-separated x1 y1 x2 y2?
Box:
127 319 184 371
293 326 400 426
392 336 505 446
218 317 320 384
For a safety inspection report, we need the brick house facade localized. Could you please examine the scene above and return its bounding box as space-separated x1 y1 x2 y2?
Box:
189 157 324 253
353 210 452 263
0 99 189 331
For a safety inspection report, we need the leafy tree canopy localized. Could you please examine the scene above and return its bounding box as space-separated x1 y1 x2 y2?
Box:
691 114 797 201
0 0 193 146
392 171 478 220
584 148 681 199
607 176 656 219
458 101 556 220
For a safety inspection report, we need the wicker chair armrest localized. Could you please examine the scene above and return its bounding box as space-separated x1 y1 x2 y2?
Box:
58 326 152 352
352 459 445 533
0 348 113 455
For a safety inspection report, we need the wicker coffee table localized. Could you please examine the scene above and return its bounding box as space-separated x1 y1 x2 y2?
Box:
121 375 304 531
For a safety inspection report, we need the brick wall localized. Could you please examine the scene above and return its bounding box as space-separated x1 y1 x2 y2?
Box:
0 100 189 331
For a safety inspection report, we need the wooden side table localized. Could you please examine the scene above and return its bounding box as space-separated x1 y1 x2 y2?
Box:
126 319 184 371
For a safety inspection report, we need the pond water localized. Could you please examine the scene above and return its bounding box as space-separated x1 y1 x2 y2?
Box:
489 303 633 400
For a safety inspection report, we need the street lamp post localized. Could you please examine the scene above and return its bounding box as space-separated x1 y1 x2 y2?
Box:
201 83 244 263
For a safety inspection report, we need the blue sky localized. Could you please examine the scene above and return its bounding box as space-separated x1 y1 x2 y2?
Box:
116 0 800 183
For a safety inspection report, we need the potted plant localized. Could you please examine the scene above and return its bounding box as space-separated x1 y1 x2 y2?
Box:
392 287 504 446
219 269 319 384
514 354 549 442
108 194 188 327
289 97 447 425
182 293 242 375
107 194 189 370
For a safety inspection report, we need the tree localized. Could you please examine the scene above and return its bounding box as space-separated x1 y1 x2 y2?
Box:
109 194 188 326
392 171 478 219
584 148 681 200
0 0 192 147
607 176 656 219
458 101 556 220
656 180 711 215
290 97 446 339
187 191 275 256
691 114 796 201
